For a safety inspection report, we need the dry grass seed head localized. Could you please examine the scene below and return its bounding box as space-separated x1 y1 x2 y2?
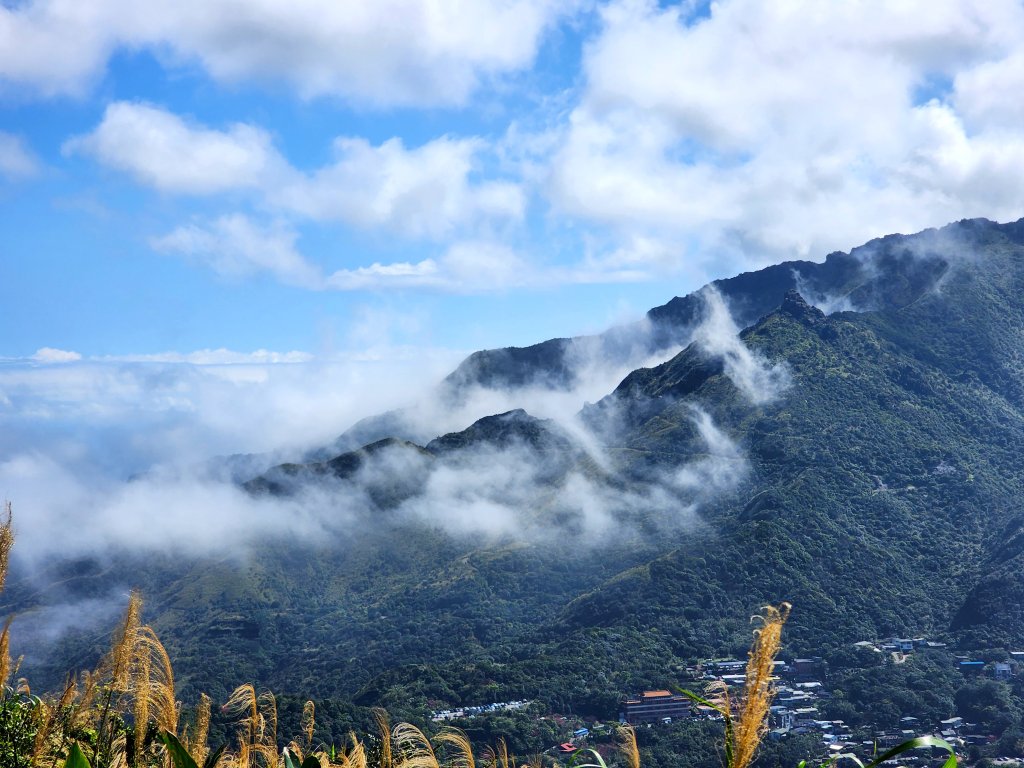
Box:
326 731 367 768
133 650 152 767
224 683 260 746
482 739 512 768
730 602 790 768
374 708 393 768
618 726 640 768
392 722 440 768
302 700 316 747
435 728 475 768
259 689 279 758
0 614 13 686
188 692 212 767
110 590 143 692
133 625 178 735
0 501 13 596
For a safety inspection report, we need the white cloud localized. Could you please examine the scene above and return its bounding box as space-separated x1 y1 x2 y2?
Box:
152 214 323 288
327 241 527 291
549 0 1024 269
275 136 524 238
0 0 570 105
32 347 82 363
98 349 313 365
0 133 39 179
694 287 790 405
954 51 1024 130
151 216 552 293
70 102 523 240
64 102 279 194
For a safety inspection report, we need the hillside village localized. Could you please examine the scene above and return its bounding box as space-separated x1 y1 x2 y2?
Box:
429 637 1024 767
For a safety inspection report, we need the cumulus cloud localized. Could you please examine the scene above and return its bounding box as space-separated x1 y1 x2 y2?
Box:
31 347 82 363
0 133 39 179
0 0 571 105
64 103 277 194
275 136 524 238
71 102 523 246
549 0 1024 271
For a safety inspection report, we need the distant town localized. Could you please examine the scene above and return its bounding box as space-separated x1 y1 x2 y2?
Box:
429 635 1024 766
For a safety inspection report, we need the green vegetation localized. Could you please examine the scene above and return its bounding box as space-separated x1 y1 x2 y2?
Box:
8 219 1024 764
0 547 955 768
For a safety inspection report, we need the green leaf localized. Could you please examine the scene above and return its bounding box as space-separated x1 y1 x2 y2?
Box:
863 736 957 768
160 732 199 768
282 748 301 768
826 753 864 768
678 688 726 716
302 756 322 768
567 748 608 768
203 744 227 768
63 744 92 768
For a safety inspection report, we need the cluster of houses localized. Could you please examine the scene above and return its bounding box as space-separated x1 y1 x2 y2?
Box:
618 636 1024 763
619 656 829 732
430 699 531 722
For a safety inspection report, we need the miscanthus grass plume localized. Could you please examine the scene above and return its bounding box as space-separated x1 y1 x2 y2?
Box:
679 602 789 768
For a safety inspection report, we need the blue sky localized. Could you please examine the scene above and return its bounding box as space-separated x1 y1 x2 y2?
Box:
4 0 1024 363
3 0 1024 503
1 0 1024 567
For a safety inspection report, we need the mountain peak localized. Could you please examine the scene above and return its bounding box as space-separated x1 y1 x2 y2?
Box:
779 289 826 325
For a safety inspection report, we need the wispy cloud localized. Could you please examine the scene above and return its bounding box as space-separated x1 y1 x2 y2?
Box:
694 287 790 405
30 347 82 363
151 215 323 288
0 132 40 179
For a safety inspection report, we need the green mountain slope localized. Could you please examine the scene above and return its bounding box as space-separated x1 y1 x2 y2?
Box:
11 216 1024 745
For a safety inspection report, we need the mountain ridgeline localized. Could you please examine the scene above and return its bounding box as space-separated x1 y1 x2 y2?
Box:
12 217 1024 738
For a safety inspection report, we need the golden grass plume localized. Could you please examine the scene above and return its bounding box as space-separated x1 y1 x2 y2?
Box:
0 501 13 596
434 727 475 768
730 602 790 768
618 725 640 768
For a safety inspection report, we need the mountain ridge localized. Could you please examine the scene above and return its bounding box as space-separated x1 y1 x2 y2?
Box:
12 216 1024 748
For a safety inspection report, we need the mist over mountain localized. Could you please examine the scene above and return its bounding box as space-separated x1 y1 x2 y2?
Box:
7 216 1024 745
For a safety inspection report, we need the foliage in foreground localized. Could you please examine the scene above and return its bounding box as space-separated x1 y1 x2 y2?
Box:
0 505 956 768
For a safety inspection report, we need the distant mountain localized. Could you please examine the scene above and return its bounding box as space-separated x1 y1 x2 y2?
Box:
325 224 956 454
13 216 1024 749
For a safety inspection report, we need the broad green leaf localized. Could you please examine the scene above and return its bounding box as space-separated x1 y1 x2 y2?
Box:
63 744 92 768
204 745 227 768
160 731 199 768
864 736 956 768
567 747 608 768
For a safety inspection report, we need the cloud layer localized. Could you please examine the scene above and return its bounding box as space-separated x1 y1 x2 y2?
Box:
0 0 570 105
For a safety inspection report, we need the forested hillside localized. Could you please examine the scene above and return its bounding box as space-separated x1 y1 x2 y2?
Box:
9 217 1024 754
